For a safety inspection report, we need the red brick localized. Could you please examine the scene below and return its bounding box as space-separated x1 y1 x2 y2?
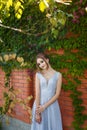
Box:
63 126 74 130
82 120 87 128
81 93 87 99
82 101 87 107
62 116 74 126
84 70 87 77
79 78 87 83
45 48 64 55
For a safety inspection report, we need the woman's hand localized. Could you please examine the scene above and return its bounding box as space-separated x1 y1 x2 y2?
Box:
36 105 45 114
35 113 42 124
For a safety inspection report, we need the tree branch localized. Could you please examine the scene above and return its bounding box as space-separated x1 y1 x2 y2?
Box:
0 23 49 36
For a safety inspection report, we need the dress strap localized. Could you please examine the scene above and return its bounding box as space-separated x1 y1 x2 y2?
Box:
56 72 61 79
36 72 40 79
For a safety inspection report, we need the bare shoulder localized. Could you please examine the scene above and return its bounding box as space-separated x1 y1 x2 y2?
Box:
57 71 62 80
59 72 62 77
35 72 40 85
35 72 40 80
56 71 62 76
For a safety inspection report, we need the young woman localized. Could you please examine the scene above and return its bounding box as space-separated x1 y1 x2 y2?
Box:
31 53 63 130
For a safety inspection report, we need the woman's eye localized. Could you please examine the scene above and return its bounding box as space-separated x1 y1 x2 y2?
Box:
37 60 44 66
41 61 44 63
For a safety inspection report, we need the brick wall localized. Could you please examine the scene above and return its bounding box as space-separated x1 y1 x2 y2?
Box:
59 90 74 130
0 68 87 129
0 68 5 107
0 68 34 123
59 70 87 130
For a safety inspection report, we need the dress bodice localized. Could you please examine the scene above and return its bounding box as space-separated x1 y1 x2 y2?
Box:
36 72 60 105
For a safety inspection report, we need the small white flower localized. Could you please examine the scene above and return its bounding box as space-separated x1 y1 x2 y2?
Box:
17 57 24 63
0 20 2 23
85 7 87 13
3 54 9 61
9 53 16 60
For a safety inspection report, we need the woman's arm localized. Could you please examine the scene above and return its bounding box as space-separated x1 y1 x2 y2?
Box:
35 73 40 108
35 73 42 123
44 73 62 108
36 73 62 113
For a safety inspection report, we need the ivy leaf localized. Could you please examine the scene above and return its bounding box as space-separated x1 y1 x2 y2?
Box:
51 28 59 38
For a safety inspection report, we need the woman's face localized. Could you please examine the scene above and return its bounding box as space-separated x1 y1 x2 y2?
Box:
37 58 48 70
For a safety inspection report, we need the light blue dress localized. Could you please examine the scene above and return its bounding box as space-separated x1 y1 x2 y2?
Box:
31 72 63 130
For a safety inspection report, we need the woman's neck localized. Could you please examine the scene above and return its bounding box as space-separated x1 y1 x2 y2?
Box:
41 66 54 74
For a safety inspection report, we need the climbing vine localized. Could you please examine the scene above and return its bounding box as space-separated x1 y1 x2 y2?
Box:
48 51 87 130
0 53 32 127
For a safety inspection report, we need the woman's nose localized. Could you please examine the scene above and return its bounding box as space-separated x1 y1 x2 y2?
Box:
40 64 44 67
40 65 43 68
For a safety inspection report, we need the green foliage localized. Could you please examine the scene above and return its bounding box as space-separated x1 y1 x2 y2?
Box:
0 0 24 19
